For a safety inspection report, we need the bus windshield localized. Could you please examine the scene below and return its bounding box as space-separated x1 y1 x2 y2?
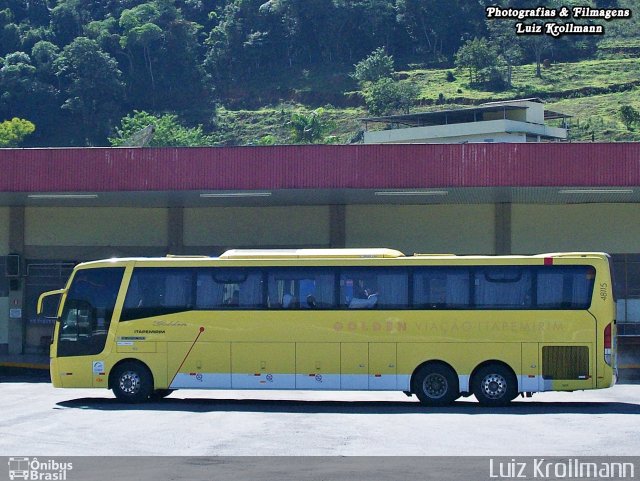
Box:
57 267 124 357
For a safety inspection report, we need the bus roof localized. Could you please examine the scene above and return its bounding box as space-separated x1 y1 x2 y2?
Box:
73 250 611 270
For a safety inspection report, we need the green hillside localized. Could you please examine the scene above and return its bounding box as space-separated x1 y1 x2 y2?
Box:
405 58 640 104
1 0 639 146
549 89 640 141
213 57 640 146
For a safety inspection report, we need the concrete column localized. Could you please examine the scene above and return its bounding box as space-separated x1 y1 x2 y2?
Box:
8 206 25 354
329 205 346 248
494 203 512 255
168 207 185 255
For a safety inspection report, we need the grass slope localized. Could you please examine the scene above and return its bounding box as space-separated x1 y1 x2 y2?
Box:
216 58 640 145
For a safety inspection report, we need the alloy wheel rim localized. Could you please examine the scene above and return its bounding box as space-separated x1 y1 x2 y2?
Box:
119 371 141 395
481 373 507 399
423 373 448 399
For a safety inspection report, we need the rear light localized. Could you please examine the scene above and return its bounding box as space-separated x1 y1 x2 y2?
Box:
604 323 612 366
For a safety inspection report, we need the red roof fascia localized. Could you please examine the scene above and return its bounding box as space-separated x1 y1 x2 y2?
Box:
0 143 638 193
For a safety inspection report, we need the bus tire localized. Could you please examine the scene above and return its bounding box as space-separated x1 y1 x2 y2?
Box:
112 361 153 403
151 389 175 400
472 364 518 407
413 363 459 406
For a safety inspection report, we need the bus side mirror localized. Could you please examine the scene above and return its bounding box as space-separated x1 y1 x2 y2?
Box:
37 289 66 318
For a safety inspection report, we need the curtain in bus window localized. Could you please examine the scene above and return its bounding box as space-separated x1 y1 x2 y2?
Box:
445 271 470 307
537 271 563 308
413 268 470 309
474 267 533 309
164 271 192 306
536 266 594 309
122 268 193 320
340 269 408 309
196 271 224 308
237 273 263 308
196 269 263 309
375 271 408 308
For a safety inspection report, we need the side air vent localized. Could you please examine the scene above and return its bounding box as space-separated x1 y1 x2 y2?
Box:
542 346 590 380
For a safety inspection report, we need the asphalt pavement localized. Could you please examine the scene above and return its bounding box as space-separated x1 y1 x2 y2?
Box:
1 374 639 456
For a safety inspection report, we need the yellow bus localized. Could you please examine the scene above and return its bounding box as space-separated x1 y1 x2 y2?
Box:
38 248 617 406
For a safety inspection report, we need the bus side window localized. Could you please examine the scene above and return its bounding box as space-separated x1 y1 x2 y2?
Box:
474 267 532 309
267 269 335 309
536 266 594 309
196 269 263 309
122 268 193 320
341 269 408 309
413 268 470 309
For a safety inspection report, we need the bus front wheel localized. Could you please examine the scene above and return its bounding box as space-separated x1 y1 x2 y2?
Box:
413 363 459 406
472 364 518 407
112 361 153 403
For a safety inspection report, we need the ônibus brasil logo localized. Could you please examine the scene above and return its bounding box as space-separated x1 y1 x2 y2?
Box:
8 457 73 480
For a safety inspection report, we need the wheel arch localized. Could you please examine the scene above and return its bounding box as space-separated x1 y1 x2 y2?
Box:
410 359 458 394
470 359 519 393
108 358 155 390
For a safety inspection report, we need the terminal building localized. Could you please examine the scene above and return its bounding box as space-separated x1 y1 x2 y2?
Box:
0 143 639 374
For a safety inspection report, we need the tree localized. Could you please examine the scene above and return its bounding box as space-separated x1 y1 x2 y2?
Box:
0 21 21 56
352 47 394 83
119 3 163 100
0 51 58 144
288 107 335 144
523 34 552 78
396 0 485 62
619 105 639 130
0 117 35 146
55 37 125 144
119 1 209 115
84 17 121 53
363 78 419 116
454 37 500 86
109 110 214 147
50 0 90 46
31 40 60 83
256 134 277 145
486 20 522 88
206 0 289 91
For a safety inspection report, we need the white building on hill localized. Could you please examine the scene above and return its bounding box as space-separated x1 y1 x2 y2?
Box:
362 98 570 144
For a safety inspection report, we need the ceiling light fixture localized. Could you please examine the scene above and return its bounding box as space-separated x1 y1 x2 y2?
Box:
374 190 449 196
28 194 99 199
558 189 634 195
200 192 272 198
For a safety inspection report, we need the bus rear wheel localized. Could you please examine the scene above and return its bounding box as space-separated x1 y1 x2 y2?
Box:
472 364 517 407
413 363 459 406
112 361 153 403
